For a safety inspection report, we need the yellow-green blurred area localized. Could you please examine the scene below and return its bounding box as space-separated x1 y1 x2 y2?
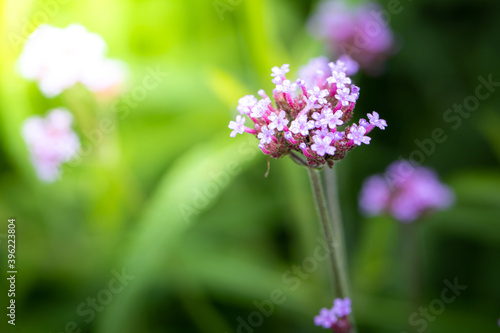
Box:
1 0 500 332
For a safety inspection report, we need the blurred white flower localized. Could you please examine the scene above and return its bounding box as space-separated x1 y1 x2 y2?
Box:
81 59 128 96
17 23 126 97
22 108 80 182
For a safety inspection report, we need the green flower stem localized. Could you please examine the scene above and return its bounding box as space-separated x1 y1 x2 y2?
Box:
307 167 349 300
403 222 422 325
325 167 358 333
324 167 347 275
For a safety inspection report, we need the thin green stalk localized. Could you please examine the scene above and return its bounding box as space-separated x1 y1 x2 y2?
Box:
325 167 358 333
307 167 349 299
325 168 348 278
325 168 342 231
403 222 422 332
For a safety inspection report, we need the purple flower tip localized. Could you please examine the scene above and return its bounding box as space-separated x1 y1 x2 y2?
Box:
314 298 352 331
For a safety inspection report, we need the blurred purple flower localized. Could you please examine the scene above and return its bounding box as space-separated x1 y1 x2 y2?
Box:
333 297 352 317
309 0 397 75
337 54 360 76
298 56 359 90
22 108 80 182
298 56 333 89
314 298 352 331
314 307 337 329
359 160 455 223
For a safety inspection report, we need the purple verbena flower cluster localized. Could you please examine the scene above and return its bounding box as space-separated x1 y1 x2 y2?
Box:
314 298 352 332
228 59 387 168
359 160 455 223
309 0 396 74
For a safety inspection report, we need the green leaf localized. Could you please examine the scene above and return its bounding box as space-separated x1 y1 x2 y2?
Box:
97 134 258 333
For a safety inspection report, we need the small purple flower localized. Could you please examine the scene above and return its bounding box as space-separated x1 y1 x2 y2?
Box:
290 114 315 136
257 125 275 146
311 135 336 156
276 79 298 94
335 88 352 106
312 110 326 128
271 64 290 78
272 76 282 85
359 118 369 128
323 107 344 129
22 108 80 182
314 307 337 329
333 131 344 141
237 95 258 115
333 298 352 317
313 127 334 141
250 98 270 118
347 124 371 145
268 110 289 131
327 69 352 88
367 111 387 130
314 298 352 331
359 161 455 223
308 86 330 105
228 115 246 138
351 85 360 100
339 86 359 106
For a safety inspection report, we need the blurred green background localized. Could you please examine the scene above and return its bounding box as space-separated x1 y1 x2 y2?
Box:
1 0 499 332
